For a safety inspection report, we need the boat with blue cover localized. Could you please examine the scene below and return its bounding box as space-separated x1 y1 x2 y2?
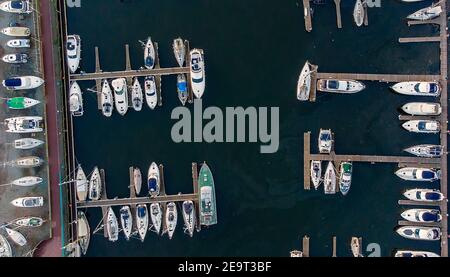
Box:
147 162 160 197
0 1 31 14
403 189 444 202
402 120 440 134
2 76 44 90
396 226 440 241
395 167 440 182
144 37 155 69
401 208 442 223
177 74 188 105
120 206 132 240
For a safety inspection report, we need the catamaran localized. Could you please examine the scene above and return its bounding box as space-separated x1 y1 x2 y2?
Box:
407 4 442 21
318 129 333 153
324 161 336 194
11 176 42 187
5 227 26 246
402 120 440 134
2 53 28 64
15 217 44 227
120 206 133 241
144 76 157 109
297 62 311 101
166 202 178 239
88 167 102 200
144 37 155 69
403 189 443 202
317 79 365 94
66 35 81 73
14 138 44 150
177 74 188 106
111 78 128 116
5 116 43 133
131 78 143 112
101 80 113 117
401 209 442 223
69 81 83 117
182 200 196 237
310 160 322 190
133 167 142 196
339 162 352 196
6 39 29 48
11 196 43 207
394 250 440 258
6 97 40 109
11 156 43 168
404 144 443 158
0 234 12 257
148 162 160 197
77 211 90 255
353 0 364 27
391 81 440 97
173 38 186 67
2 76 44 90
76 166 88 202
401 102 442 116
0 1 31 13
190 48 206 99
150 203 162 234
395 167 440 182
198 163 217 226
396 226 440 241
106 208 119 242
1 26 30 37
136 204 148 242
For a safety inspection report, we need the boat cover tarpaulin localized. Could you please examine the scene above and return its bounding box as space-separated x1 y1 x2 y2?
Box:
148 178 157 191
177 82 187 92
422 212 439 222
11 1 23 9
421 171 435 179
4 78 21 87
425 192 441 200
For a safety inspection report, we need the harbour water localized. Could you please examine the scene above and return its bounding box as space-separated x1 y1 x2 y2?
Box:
67 0 443 256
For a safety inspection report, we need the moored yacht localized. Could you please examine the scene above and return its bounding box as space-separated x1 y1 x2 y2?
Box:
402 120 440 134
403 189 444 202
2 76 44 90
144 76 157 109
310 160 322 190
394 250 440 258
318 129 333 153
88 167 102 200
7 97 40 110
76 166 88 202
66 35 81 73
177 74 188 106
404 144 443 158
5 116 43 133
14 138 44 150
198 163 217 226
11 196 44 207
353 0 364 27
351 237 362 257
0 1 31 14
131 78 143 112
0 234 12 257
101 80 113 117
1 26 30 37
133 167 142 196
324 161 336 194
391 82 440 97
6 38 29 48
106 208 119 242
11 156 43 168
317 79 365 94
407 4 442 21
396 226 440 241
166 202 178 239
69 81 83 117
11 176 42 187
111 78 128 116
173 37 186 67
136 204 148 242
2 53 28 64
339 162 352 196
190 48 206 99
395 167 440 182
77 211 90 255
5 227 27 246
150 203 162 234
15 217 43 227
148 162 160 197
297 61 311 101
144 37 155 69
120 206 133 241
401 102 442 116
401 209 442 223
182 200 195 237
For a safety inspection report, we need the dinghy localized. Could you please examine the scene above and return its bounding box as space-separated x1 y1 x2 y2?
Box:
190 48 206 99
395 167 440 182
177 74 188 106
173 37 186 67
88 167 102 200
297 62 311 101
144 37 155 69
106 208 119 242
6 97 40 109
166 202 178 239
396 226 440 241
77 211 90 255
15 217 43 227
111 78 128 116
144 76 157 109
403 189 443 202
120 206 133 241
150 203 162 234
133 167 142 196
310 160 322 190
14 138 44 150
136 204 148 242
131 78 143 111
353 0 364 27
0 235 12 257
76 166 88 202
182 200 196 237
5 227 27 246
147 162 160 197
11 196 43 207
324 161 336 194
401 209 442 223
11 176 42 187
101 80 113 117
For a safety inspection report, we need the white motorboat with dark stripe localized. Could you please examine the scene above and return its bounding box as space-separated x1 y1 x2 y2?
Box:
69 81 83 117
317 79 365 94
11 196 43 207
0 1 31 14
6 39 29 48
190 49 206 99
2 76 44 90
403 189 444 202
66 35 81 73
144 76 157 109
396 226 440 241
5 116 43 133
404 144 443 158
402 120 440 134
395 250 439 257
395 167 440 182
391 82 440 97
401 209 442 223
401 102 442 116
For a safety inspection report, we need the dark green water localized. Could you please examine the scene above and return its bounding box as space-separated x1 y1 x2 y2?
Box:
67 0 443 256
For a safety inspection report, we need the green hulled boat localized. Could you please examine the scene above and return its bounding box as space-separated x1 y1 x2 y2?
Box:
6 97 40 109
198 162 217 226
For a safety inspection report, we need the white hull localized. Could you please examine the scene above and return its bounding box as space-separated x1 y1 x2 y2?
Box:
144 37 156 69
404 144 443 158
324 162 336 194
317 79 365 94
14 138 44 150
318 129 333 153
166 202 178 239
15 217 44 227
182 201 195 237
2 76 44 90
112 78 128 116
144 76 157 109
77 211 90 255
0 235 12 257
351 237 361 257
11 196 44 207
401 102 442 116
391 82 440 97
136 204 149 242
12 156 43 168
407 5 442 21
173 38 186 67
396 226 440 241
66 35 81 73
395 167 440 182
133 168 142 196
395 250 440 258
106 208 119 242
1 27 30 37
11 176 42 187
6 39 30 48
353 0 364 27
5 116 43 133
402 120 440 133
177 74 188 106
310 161 321 190
131 78 143 111
120 206 133 240
0 1 31 14
403 189 444 202
76 166 88 202
70 81 83 116
88 167 102 200
101 80 113 117
297 62 311 101
150 203 162 234
5 227 27 246
147 162 160 197
190 49 205 99
401 209 442 223
2 53 28 64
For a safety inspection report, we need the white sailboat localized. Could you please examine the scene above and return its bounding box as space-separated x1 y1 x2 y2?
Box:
182 200 195 237
101 80 113 117
5 116 43 133
297 62 311 101
136 204 149 242
11 156 43 168
144 37 155 69
76 166 88 202
131 78 143 112
133 167 142 196
77 211 90 255
0 234 12 257
150 203 162 234
106 207 119 242
353 0 364 27
407 4 442 21
166 202 178 239
69 81 83 117
310 160 322 190
119 206 133 241
111 78 128 116
324 161 336 194
173 37 186 67
5 227 26 246
404 144 443 158
11 176 42 187
190 48 206 99
144 76 157 109
66 35 81 73
14 138 44 150
88 167 102 200
148 162 160 197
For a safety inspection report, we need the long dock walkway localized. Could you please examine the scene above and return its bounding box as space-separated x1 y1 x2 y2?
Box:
302 0 312 32
71 67 189 81
399 37 441 43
